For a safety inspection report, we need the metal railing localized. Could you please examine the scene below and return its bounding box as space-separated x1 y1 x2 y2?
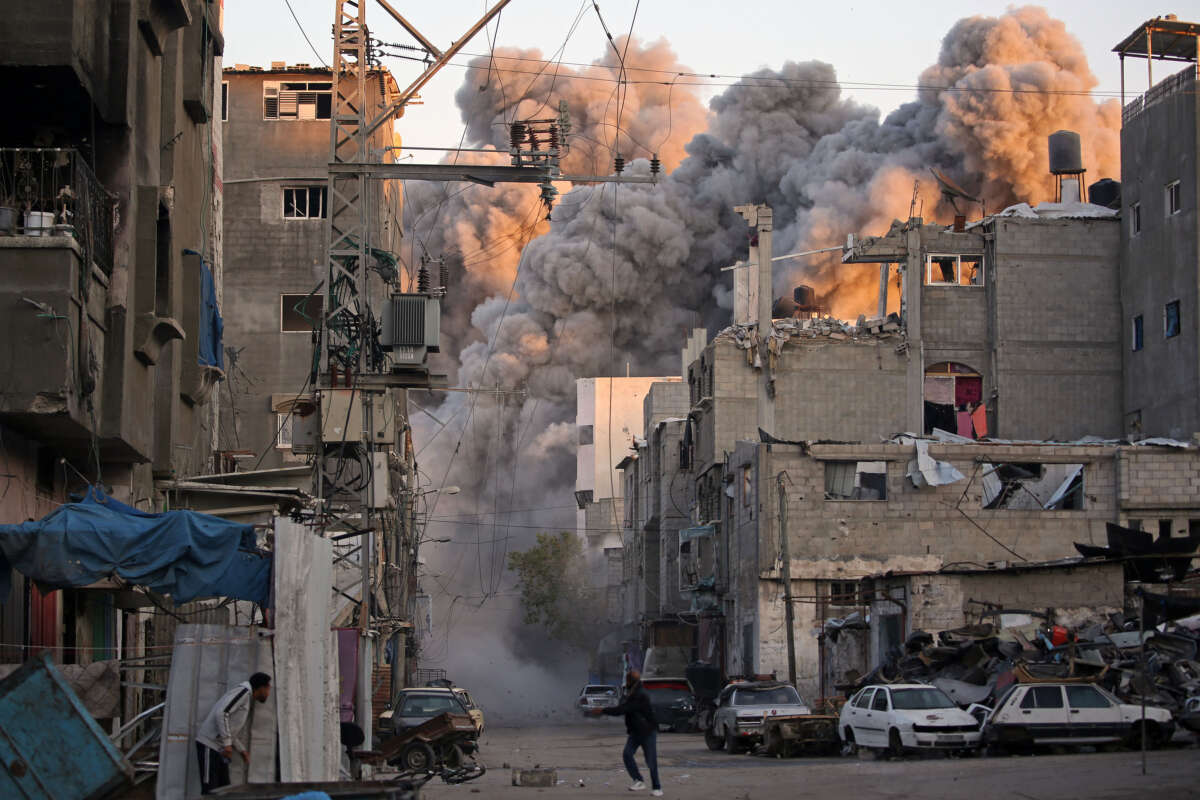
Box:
0 147 116 274
1123 71 1197 125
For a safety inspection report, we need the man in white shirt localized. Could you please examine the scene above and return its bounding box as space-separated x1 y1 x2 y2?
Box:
194 672 271 792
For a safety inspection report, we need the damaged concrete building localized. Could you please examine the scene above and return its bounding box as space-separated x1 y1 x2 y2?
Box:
609 18 1200 701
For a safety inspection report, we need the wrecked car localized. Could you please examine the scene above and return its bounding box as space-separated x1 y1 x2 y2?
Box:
642 679 697 732
577 684 619 716
983 682 1175 752
705 681 812 753
839 684 982 756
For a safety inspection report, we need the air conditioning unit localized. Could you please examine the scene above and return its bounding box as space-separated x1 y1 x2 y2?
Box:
381 294 440 369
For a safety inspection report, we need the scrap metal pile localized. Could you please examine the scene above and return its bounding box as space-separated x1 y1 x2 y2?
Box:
851 608 1200 731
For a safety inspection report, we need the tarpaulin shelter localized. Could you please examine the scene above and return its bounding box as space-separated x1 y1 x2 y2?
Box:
0 488 270 607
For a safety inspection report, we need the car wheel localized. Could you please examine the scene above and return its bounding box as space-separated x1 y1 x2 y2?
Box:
1126 721 1163 751
398 741 436 773
887 729 905 759
724 728 742 754
841 728 858 757
704 726 724 751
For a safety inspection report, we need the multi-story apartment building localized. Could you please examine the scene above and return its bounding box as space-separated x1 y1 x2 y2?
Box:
0 0 224 661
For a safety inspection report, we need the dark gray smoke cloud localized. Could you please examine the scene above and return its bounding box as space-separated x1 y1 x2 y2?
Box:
408 7 1119 714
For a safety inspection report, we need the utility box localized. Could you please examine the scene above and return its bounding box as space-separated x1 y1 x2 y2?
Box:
370 452 390 508
292 410 319 454
368 392 395 445
320 389 362 443
380 294 440 369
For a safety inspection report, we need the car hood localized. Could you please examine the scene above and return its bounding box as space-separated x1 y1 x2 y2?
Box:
891 708 978 726
734 704 812 717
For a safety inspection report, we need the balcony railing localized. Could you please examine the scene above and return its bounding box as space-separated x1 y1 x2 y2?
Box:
1123 70 1197 125
0 147 116 274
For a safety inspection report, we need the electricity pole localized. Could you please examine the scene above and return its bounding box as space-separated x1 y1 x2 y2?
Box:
778 472 796 687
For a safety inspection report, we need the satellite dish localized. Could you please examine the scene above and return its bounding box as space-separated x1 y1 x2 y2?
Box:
930 168 980 214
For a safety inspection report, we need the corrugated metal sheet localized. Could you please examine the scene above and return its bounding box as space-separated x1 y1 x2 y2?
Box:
0 654 133 799
273 519 339 781
156 625 277 799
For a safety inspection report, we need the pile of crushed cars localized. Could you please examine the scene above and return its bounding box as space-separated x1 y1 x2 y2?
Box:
848 606 1200 738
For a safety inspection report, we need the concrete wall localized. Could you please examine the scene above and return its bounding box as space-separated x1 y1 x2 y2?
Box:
576 377 676 503
1121 71 1200 439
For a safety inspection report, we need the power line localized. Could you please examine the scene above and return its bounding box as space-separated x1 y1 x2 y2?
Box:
281 0 330 68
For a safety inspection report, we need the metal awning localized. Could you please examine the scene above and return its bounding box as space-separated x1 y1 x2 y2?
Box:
1113 17 1200 61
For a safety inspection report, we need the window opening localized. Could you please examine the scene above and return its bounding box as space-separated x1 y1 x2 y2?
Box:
1020 686 1064 709
742 465 752 507
925 254 983 286
871 690 889 711
276 413 293 449
263 81 332 120
1166 180 1181 216
1164 300 1180 338
981 462 1084 510
221 81 229 121
827 580 862 606
578 424 593 446
1130 202 1141 235
1065 685 1112 709
924 362 984 438
1132 315 1144 351
281 293 323 332
155 205 172 316
283 186 327 219
824 461 887 501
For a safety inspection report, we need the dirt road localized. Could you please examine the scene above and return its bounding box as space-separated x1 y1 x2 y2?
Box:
420 719 1200 799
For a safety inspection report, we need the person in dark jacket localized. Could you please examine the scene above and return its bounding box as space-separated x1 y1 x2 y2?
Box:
588 669 662 795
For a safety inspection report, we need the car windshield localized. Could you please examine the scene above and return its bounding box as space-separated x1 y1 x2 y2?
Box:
399 694 464 715
733 687 802 706
889 688 956 710
646 687 691 702
585 686 616 695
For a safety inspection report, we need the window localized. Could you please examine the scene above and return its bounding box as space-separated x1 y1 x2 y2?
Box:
824 461 887 501
853 689 874 709
399 694 463 716
263 81 333 120
828 580 861 606
924 362 984 438
1129 202 1141 235
1132 315 1144 351
925 254 983 286
276 413 293 449
221 81 228 121
578 424 593 445
871 690 890 711
1019 686 1064 709
742 465 752 507
283 186 327 219
981 462 1084 510
1166 180 1181 216
1164 300 1180 338
1066 685 1112 709
281 293 323 332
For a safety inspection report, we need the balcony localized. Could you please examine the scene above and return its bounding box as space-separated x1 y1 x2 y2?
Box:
0 148 115 455
1122 70 1196 125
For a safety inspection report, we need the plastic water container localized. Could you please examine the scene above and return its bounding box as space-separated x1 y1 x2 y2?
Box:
23 211 54 236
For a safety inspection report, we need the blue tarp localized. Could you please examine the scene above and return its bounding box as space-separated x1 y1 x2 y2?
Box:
196 257 224 370
0 489 270 607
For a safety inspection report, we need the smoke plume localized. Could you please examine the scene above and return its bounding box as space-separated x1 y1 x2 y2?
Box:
406 7 1120 718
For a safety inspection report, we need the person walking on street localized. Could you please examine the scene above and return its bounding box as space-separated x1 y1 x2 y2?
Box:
194 672 272 793
588 669 662 796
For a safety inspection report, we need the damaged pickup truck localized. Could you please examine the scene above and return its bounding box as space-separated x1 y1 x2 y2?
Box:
705 681 836 754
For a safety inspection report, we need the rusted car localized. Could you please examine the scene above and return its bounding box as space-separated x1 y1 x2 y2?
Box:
761 713 841 757
376 711 484 783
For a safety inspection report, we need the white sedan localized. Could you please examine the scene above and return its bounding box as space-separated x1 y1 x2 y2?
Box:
839 684 983 756
983 682 1175 751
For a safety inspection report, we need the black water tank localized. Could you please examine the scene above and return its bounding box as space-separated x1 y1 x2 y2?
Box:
793 285 816 307
1088 178 1121 209
1048 130 1083 175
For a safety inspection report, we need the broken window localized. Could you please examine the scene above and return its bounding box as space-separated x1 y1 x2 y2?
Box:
925 254 983 286
824 461 887 501
263 81 333 120
924 362 984 438
679 525 716 590
1166 180 1181 216
281 293 323 332
283 186 327 219
1164 300 1181 338
1132 315 1144 351
980 462 1084 510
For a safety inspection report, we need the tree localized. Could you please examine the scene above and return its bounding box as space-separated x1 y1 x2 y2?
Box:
507 531 603 650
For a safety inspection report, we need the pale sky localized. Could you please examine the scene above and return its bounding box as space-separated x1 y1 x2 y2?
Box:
222 1 1168 149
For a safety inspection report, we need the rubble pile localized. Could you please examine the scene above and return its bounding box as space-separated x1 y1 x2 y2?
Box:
850 611 1200 726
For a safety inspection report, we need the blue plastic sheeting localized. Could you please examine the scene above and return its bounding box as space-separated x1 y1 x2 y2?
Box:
0 488 270 607
281 793 332 800
197 258 225 370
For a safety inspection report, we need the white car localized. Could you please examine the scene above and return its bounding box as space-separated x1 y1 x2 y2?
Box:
705 682 812 753
983 682 1175 751
577 684 619 715
839 684 982 755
